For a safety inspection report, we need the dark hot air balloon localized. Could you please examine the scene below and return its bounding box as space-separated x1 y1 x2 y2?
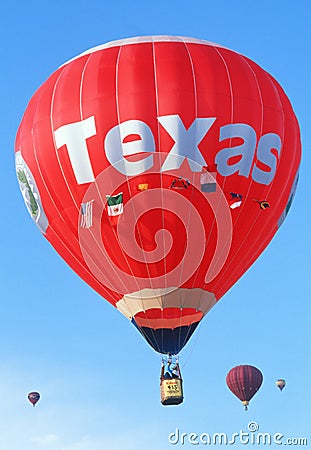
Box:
28 392 40 407
226 365 263 410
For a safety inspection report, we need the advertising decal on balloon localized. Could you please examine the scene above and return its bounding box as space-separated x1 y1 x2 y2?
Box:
15 36 301 357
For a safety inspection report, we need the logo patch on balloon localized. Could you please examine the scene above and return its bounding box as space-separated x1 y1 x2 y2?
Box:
15 151 49 234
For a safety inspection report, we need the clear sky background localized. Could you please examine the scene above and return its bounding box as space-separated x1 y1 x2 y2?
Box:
1 1 310 449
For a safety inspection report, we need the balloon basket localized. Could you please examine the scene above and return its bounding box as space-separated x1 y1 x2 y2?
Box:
160 378 184 405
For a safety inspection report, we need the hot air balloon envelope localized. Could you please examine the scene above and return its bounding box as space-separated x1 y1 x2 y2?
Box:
226 365 263 410
276 379 286 391
28 391 40 407
15 36 301 357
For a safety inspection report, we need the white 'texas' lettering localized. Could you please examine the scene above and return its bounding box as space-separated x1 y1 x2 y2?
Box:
54 116 96 184
252 133 282 184
216 124 257 177
158 115 216 172
54 115 282 185
105 119 155 176
216 124 281 184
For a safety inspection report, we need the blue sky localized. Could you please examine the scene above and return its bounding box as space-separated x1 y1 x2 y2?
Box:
1 1 310 449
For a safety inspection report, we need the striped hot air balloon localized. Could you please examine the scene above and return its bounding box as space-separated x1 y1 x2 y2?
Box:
226 365 263 410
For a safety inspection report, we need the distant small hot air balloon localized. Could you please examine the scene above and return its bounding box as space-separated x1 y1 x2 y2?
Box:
28 391 40 407
226 365 263 410
276 379 286 391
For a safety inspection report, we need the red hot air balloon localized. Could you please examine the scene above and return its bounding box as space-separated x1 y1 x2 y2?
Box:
226 365 263 410
28 392 40 407
15 36 301 391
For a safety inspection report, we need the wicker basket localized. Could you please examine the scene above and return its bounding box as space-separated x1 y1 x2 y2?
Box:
160 378 183 405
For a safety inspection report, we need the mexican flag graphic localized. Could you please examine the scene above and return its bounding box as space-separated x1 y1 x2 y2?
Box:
106 192 123 216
